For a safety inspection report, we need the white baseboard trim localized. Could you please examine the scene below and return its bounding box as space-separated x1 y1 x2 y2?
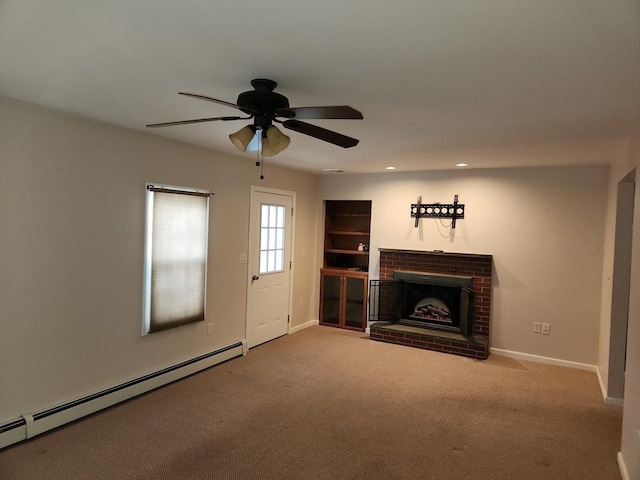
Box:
617 451 630 480
605 397 625 407
490 348 597 372
0 342 243 450
596 367 608 401
595 367 624 406
290 319 319 334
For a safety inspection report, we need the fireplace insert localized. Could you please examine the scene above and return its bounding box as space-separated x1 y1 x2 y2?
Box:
369 270 474 336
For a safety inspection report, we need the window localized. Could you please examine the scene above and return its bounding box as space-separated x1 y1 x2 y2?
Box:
143 184 210 334
259 203 286 274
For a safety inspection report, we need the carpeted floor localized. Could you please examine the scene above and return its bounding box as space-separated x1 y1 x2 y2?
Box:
0 326 623 480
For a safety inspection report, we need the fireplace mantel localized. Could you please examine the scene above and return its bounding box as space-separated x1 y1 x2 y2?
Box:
370 248 493 359
378 248 492 261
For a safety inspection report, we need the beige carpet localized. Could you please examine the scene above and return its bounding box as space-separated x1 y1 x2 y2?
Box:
0 326 623 480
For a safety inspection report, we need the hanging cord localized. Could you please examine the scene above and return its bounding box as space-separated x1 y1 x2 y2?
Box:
255 127 265 180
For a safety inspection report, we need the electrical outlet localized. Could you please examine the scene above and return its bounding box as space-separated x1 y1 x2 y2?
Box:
207 323 213 335
299 297 304 306
533 322 541 334
542 323 551 335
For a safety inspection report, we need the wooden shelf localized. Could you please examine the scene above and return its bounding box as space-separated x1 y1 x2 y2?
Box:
325 248 369 255
327 230 370 236
321 267 368 275
328 213 371 217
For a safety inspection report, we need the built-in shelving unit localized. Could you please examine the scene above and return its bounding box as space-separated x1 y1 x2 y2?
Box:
323 201 372 271
320 200 372 332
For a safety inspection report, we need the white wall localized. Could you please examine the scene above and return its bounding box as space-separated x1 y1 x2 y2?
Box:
608 129 640 480
0 98 319 422
319 166 608 365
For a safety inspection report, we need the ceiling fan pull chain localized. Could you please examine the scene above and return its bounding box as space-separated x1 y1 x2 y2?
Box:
256 127 264 180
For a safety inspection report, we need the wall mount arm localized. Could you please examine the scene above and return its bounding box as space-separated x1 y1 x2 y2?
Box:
411 194 465 228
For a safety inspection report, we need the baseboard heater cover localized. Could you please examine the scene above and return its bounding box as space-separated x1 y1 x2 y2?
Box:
0 342 243 449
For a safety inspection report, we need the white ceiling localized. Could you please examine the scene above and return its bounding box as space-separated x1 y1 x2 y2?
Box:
1 0 638 174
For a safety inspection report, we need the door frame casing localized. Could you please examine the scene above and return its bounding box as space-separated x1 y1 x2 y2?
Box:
607 169 635 401
245 185 296 347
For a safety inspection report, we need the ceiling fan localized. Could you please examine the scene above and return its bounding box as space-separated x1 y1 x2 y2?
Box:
146 79 363 156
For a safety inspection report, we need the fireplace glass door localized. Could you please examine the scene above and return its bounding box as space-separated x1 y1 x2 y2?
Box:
369 274 474 336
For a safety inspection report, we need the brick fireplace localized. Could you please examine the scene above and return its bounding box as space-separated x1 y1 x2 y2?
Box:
369 248 493 359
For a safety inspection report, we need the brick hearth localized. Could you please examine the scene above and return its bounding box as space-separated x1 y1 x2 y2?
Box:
370 248 493 359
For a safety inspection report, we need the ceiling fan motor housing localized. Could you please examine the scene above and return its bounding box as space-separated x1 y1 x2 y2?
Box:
237 79 290 127
236 80 289 118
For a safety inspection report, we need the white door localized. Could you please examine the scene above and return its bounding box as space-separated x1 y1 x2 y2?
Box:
246 188 293 348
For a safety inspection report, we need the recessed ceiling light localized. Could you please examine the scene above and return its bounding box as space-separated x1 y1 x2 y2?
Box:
385 166 397 170
456 163 469 167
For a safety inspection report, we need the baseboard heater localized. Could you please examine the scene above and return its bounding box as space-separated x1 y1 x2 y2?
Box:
0 342 243 449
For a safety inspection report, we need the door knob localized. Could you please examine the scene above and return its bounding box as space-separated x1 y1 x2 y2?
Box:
252 275 260 281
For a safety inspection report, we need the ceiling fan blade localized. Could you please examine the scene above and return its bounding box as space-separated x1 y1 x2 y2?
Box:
179 92 259 115
277 105 363 120
282 120 359 148
146 116 247 128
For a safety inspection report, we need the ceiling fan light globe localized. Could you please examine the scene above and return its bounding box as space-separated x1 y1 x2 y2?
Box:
229 126 256 152
266 126 291 153
261 138 277 157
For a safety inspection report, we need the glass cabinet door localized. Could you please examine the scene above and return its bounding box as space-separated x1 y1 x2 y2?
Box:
321 273 341 325
344 276 365 329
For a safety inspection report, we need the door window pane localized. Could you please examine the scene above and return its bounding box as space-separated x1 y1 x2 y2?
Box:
259 203 286 274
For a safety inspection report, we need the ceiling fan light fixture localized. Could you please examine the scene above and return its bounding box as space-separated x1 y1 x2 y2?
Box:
261 137 277 157
229 125 257 152
266 126 290 154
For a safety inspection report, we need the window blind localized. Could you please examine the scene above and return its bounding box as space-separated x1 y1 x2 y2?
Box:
144 186 209 333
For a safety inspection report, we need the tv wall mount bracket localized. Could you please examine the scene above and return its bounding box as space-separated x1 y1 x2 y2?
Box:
411 194 465 228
